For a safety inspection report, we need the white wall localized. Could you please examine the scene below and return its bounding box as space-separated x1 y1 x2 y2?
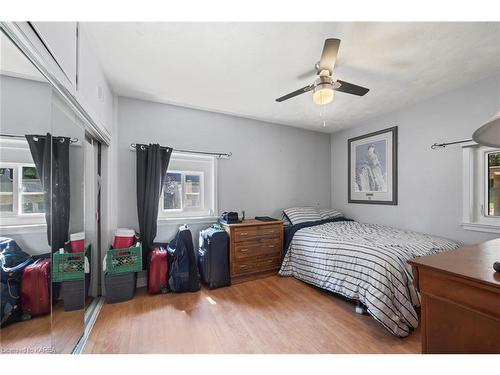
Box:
330 74 500 244
116 96 332 246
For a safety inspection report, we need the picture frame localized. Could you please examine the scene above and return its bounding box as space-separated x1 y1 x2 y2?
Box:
348 126 398 205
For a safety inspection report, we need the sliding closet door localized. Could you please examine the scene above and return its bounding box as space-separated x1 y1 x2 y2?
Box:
84 137 100 299
50 92 85 354
0 30 54 353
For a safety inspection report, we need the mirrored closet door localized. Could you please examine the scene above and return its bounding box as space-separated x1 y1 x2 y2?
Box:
0 29 86 354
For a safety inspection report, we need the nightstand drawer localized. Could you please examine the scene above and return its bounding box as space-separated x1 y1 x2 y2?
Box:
233 225 281 242
234 238 281 260
232 256 281 276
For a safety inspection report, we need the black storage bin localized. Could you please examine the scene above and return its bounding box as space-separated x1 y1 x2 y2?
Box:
105 272 136 304
61 280 85 311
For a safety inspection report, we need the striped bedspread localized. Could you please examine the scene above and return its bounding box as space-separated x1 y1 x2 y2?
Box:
278 220 461 337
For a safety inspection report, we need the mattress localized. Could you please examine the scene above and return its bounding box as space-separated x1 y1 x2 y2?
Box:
278 220 461 337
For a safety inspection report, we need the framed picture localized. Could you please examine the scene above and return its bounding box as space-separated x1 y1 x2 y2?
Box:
348 126 398 205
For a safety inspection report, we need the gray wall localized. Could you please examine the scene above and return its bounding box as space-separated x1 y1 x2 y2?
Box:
116 96 332 245
330 74 500 244
0 75 85 254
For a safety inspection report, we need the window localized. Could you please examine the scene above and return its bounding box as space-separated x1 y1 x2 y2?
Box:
487 152 500 216
158 153 217 220
462 144 500 233
0 138 46 226
0 164 45 225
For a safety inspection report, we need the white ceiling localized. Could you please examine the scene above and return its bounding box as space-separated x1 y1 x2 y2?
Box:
85 22 500 133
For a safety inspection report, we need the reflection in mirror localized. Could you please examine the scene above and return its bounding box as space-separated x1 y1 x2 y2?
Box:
0 31 53 353
50 92 85 354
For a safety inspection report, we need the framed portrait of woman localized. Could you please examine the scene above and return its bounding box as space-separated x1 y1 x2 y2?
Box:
348 126 398 205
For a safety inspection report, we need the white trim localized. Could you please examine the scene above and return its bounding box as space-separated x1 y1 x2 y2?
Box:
0 223 47 235
460 222 500 234
157 216 218 226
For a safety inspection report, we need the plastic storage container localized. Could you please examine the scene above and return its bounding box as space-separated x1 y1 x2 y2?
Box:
105 272 136 304
113 228 136 249
52 252 85 282
61 280 85 311
106 243 142 275
69 232 85 253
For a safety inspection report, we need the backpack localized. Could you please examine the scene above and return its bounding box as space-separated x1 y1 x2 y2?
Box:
167 225 200 293
0 237 31 268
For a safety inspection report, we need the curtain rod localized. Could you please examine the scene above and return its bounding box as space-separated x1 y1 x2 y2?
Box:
0 133 79 144
130 143 232 159
430 139 473 150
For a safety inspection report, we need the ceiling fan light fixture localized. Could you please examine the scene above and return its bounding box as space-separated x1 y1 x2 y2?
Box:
313 83 334 105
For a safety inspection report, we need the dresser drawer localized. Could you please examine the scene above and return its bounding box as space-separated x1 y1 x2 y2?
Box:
233 225 281 242
232 256 281 276
234 238 281 260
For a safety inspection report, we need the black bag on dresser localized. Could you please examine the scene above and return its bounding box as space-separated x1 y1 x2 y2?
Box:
198 227 230 289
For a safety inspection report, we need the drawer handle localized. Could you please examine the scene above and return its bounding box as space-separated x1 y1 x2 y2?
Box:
240 265 248 269
239 232 248 236
268 245 275 248
240 248 248 252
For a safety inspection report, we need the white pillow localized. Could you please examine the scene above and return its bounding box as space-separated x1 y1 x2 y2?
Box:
283 207 322 225
318 208 343 220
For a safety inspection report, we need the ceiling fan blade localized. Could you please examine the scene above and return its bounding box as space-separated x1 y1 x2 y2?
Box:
335 80 370 96
276 85 313 102
318 38 340 74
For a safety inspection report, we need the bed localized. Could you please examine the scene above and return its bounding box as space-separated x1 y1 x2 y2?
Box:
278 217 461 337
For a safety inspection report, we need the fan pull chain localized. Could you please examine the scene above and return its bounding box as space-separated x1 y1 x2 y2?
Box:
319 106 327 128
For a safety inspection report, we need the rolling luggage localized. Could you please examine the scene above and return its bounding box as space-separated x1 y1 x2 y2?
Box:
1 258 34 327
148 246 169 294
198 227 230 289
167 225 200 293
21 258 51 319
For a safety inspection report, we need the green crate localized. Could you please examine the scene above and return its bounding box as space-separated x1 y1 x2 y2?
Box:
52 251 85 282
106 242 143 275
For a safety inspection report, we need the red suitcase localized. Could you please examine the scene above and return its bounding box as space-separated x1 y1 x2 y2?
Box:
21 258 51 319
148 247 169 294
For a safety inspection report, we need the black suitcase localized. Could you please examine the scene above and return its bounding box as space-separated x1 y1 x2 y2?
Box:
198 227 230 289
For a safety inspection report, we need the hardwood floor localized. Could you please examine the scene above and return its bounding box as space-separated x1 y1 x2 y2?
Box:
84 276 421 354
0 301 84 354
0 313 52 353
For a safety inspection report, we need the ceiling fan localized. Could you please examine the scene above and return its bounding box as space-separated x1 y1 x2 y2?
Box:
275 38 369 105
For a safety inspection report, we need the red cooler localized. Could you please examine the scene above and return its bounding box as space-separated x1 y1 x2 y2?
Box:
113 228 135 249
70 232 85 253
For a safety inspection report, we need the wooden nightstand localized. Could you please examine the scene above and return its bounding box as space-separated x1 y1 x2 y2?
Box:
221 219 284 284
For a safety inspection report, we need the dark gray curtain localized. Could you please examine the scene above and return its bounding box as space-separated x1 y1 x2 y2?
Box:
136 144 172 268
26 133 71 253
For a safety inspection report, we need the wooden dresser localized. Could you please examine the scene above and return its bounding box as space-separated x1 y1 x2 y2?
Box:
221 219 284 284
409 239 500 354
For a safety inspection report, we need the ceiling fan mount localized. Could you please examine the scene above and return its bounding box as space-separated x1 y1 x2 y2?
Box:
276 38 369 105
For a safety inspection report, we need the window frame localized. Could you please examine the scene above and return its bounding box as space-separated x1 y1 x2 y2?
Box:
157 152 218 222
462 144 500 233
0 162 46 226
